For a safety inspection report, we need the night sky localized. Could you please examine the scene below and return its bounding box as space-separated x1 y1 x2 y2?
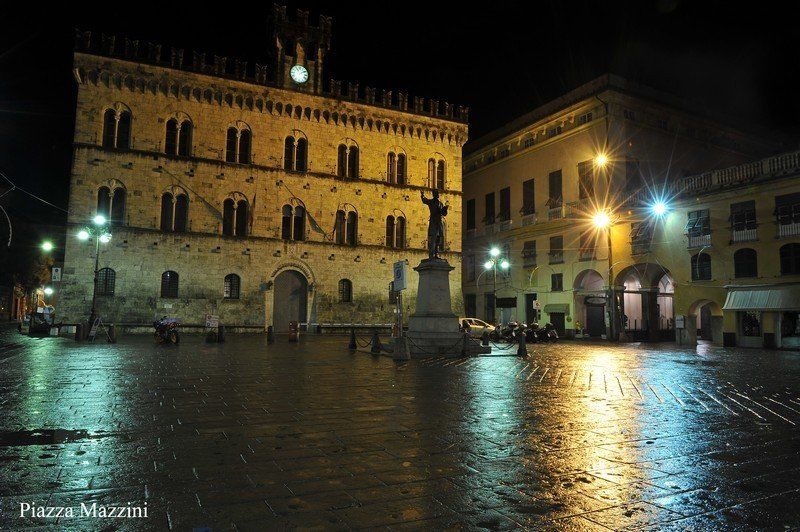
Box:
2 0 799 231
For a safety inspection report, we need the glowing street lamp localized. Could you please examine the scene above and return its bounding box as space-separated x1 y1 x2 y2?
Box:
43 287 54 296
652 201 667 217
484 246 510 324
489 247 500 257
41 241 54 252
594 153 609 168
500 259 510 270
76 217 112 329
593 210 611 229
484 260 494 270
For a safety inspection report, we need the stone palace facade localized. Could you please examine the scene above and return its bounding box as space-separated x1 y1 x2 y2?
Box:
59 7 468 331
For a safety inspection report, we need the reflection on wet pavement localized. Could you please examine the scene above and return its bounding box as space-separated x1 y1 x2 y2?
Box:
1 325 799 529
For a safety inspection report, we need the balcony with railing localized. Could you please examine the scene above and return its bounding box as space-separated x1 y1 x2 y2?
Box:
522 251 537 269
547 204 564 221
680 150 800 195
579 247 596 261
778 221 800 238
549 250 564 264
521 212 537 226
731 226 758 243
687 233 711 249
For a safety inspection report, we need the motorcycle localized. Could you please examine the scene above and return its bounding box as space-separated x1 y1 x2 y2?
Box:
153 316 180 345
491 321 526 342
526 322 558 343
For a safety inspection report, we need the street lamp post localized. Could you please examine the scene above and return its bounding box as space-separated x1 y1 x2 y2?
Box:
484 246 510 324
593 210 619 341
77 215 112 327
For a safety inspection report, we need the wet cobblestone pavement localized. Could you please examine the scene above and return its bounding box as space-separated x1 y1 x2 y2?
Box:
2 325 800 530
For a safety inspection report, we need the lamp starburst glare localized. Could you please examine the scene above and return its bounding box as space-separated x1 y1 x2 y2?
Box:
93 214 107 226
77 229 90 241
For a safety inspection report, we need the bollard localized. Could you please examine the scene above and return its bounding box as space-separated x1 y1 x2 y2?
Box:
74 323 83 342
217 325 226 343
517 328 528 357
370 330 382 354
267 325 274 344
461 331 469 357
348 328 357 350
288 321 299 342
108 324 117 344
481 330 489 346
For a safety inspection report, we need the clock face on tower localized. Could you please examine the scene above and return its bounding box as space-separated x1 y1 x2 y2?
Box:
290 65 309 84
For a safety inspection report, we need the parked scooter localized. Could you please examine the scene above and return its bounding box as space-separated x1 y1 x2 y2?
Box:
526 322 558 343
491 321 526 342
153 316 180 345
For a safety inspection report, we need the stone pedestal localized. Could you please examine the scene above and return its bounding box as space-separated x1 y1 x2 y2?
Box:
404 258 489 357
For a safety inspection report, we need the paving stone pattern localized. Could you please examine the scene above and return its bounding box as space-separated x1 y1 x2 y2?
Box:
1 326 800 530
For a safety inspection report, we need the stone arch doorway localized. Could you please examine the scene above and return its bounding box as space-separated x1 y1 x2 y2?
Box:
687 299 723 346
272 270 308 333
614 262 672 342
573 269 605 338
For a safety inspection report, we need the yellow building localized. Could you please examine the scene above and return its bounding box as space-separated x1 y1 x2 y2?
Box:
461 74 784 345
668 151 800 348
60 8 468 330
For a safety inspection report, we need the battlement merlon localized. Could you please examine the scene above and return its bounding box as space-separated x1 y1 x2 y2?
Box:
73 28 469 125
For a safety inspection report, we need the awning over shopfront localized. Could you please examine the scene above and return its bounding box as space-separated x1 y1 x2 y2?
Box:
723 285 800 311
543 304 570 314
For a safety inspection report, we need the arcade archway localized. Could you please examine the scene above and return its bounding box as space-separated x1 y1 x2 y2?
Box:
614 263 673 342
573 269 606 338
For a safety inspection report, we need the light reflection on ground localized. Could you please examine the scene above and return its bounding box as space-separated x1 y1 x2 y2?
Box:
1 326 799 529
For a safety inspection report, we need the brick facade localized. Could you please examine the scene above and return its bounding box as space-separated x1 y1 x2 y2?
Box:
60 38 468 329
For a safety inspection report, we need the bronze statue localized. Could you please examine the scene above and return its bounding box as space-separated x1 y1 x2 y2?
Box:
421 189 448 259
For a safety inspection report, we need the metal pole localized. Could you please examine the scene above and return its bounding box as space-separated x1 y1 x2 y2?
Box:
89 235 100 326
492 262 497 325
607 226 616 341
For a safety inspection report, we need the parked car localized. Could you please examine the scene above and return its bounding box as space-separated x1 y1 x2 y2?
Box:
459 318 496 338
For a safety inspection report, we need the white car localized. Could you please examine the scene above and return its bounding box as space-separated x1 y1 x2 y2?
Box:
459 318 496 338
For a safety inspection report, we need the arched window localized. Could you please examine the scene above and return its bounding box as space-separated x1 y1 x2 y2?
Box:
734 248 758 278
97 185 125 225
436 160 446 190
335 210 346 244
293 205 306 241
387 152 397 183
97 268 116 296
174 194 189 232
161 192 189 232
222 199 235 236
347 146 359 178
296 138 308 172
346 211 358 246
397 153 406 185
338 279 353 303
161 271 179 298
225 126 251 164
160 193 174 232
165 119 178 155
691 253 712 281
97 186 111 218
102 110 117 148
102 108 131 149
395 216 406 248
284 136 296 170
117 111 131 148
224 274 241 299
386 215 395 247
780 243 800 275
110 188 126 224
281 205 293 240
235 199 249 236
225 128 238 163
427 158 436 188
337 145 348 177
337 142 359 178
177 120 192 156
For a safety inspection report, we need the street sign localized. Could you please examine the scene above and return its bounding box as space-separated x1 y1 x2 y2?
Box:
675 315 686 329
393 261 408 291
534 301 541 310
205 314 219 328
51 267 62 282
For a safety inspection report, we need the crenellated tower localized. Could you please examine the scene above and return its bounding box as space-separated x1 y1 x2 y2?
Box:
270 4 332 94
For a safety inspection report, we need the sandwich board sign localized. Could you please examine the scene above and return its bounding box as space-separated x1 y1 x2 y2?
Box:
393 261 408 291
